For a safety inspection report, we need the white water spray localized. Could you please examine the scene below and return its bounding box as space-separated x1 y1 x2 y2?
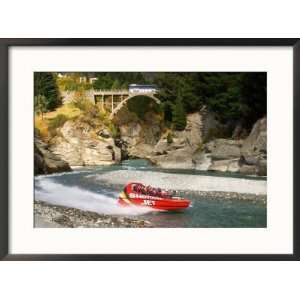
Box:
35 178 154 216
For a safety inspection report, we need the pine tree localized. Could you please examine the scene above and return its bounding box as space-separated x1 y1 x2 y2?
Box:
172 94 186 131
34 95 47 119
34 72 60 111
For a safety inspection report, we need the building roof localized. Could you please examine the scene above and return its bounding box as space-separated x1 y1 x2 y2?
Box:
129 84 158 88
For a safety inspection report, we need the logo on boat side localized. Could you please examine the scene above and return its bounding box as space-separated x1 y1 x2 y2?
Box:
143 200 156 206
129 193 158 200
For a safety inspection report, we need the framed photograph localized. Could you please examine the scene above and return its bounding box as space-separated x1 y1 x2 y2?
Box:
0 39 299 260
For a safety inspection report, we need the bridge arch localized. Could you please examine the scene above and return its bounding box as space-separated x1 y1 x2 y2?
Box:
109 93 161 119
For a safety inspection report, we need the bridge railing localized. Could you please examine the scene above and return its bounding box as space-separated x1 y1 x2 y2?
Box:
93 89 129 95
93 89 159 95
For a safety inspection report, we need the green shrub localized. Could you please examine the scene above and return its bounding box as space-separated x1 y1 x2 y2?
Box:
48 114 69 136
127 96 151 119
48 114 69 129
98 110 108 122
127 96 162 120
75 99 106 128
167 133 173 144
72 97 93 112
196 143 203 151
108 123 120 138
153 102 163 115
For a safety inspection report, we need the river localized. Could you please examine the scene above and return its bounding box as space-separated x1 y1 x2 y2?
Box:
34 159 267 228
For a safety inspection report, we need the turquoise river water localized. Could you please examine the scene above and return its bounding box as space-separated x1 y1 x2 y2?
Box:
34 159 267 228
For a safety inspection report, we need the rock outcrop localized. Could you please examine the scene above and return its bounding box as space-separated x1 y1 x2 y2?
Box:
117 110 267 176
205 138 243 160
83 105 266 175
149 112 203 168
35 137 71 175
241 117 267 175
192 117 267 175
118 110 162 158
49 120 121 166
202 139 242 172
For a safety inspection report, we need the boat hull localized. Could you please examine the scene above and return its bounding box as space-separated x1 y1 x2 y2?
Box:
118 192 190 211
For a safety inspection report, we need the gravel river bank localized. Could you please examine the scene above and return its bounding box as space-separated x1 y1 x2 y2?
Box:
35 201 153 228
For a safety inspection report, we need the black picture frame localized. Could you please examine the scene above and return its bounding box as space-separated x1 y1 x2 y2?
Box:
0 38 299 261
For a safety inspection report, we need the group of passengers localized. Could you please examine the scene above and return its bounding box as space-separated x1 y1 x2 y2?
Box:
133 184 173 198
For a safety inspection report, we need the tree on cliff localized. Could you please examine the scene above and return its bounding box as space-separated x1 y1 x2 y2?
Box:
154 72 266 131
34 72 61 111
92 72 146 89
34 95 47 119
172 94 187 130
162 101 173 124
239 73 267 128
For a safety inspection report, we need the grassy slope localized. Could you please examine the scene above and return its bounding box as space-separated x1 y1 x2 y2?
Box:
35 102 120 142
35 103 81 140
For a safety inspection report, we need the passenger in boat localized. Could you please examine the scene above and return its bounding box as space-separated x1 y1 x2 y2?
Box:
134 185 137 193
152 188 158 197
146 185 153 195
161 189 172 198
145 185 149 194
156 188 162 197
136 184 142 194
160 190 167 197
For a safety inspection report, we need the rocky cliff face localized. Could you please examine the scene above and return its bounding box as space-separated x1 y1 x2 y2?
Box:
118 110 162 159
149 112 203 168
193 117 267 175
116 109 267 175
192 139 243 173
37 105 266 176
49 120 121 166
35 137 71 175
240 117 267 175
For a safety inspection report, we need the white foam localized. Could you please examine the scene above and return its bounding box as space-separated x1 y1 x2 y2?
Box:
35 178 155 216
36 169 91 179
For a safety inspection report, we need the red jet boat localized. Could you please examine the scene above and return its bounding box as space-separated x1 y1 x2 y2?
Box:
118 182 191 211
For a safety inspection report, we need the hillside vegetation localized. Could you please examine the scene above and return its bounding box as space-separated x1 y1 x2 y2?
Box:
91 72 266 132
34 72 266 138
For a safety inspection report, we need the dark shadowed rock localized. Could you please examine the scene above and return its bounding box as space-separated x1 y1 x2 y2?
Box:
241 117 267 175
240 164 258 175
97 128 111 139
193 117 267 176
35 137 71 175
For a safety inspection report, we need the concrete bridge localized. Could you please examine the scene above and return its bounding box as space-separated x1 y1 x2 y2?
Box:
62 89 161 118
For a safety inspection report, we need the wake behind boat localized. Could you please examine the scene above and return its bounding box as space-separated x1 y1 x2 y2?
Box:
118 182 191 211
